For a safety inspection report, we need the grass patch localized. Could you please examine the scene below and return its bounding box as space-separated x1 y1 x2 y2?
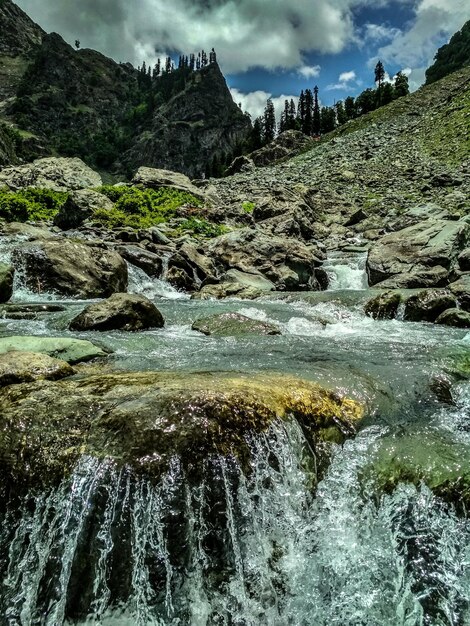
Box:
174 217 230 238
0 187 68 222
242 201 256 213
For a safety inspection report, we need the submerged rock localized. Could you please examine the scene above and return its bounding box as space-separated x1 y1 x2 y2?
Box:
12 238 128 298
0 263 14 303
192 312 281 336
0 302 66 320
0 351 74 386
69 293 164 331
0 336 109 364
0 371 363 487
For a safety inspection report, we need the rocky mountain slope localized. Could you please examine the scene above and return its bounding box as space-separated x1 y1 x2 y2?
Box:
0 0 250 176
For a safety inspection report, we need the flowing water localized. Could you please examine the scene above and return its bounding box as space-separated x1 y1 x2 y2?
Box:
2 243 470 625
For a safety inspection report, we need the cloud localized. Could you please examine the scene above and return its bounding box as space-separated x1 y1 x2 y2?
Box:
298 65 321 79
339 70 356 82
15 0 366 74
326 69 358 90
363 23 401 43
230 88 298 121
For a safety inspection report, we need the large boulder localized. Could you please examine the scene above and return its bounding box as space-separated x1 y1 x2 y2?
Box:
192 282 264 300
0 351 74 386
192 312 281 336
403 289 456 322
69 293 164 331
0 371 363 487
11 238 128 298
54 189 114 230
435 308 470 328
364 291 402 320
372 266 449 289
205 228 321 291
249 131 315 167
0 263 14 303
367 218 469 287
0 157 102 191
0 336 109 364
132 167 205 201
117 245 164 277
449 276 470 311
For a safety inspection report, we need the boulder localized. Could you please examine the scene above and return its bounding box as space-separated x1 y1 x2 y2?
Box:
225 155 255 176
458 248 470 272
132 167 205 201
403 289 456 322
69 293 164 332
449 276 470 311
0 263 14 303
435 308 470 328
12 238 128 298
0 371 363 487
192 312 281 336
192 282 263 300
223 269 275 291
0 302 65 320
117 245 163 277
249 131 315 167
365 291 402 320
373 266 449 289
54 189 114 230
0 351 74 386
0 336 109 364
0 157 102 191
367 218 469 286
206 228 320 291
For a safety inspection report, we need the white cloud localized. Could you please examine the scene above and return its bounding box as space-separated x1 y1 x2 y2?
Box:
339 70 356 82
364 23 401 42
230 88 298 121
298 65 321 79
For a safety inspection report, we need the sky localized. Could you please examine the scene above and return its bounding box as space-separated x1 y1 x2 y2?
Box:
15 0 470 121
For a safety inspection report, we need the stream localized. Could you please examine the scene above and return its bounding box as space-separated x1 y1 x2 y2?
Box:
1 247 470 625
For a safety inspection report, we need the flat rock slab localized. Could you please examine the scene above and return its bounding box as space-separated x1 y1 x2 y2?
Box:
192 312 281 336
0 351 74 386
0 336 109 364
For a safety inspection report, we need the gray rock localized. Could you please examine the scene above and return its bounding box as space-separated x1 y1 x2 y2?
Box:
373 266 449 289
435 308 470 328
117 245 163 277
0 336 109 364
12 238 128 298
223 269 275 291
0 263 14 303
365 291 402 320
0 351 74 386
0 157 102 191
403 289 456 322
69 293 164 331
449 276 470 311
148 226 171 245
192 312 281 336
192 282 263 300
132 167 205 201
54 189 114 230
458 248 470 272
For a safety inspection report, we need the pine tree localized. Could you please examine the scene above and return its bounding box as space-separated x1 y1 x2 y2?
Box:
320 106 336 134
250 117 263 151
279 99 290 133
334 100 347 126
165 57 172 74
196 53 201 70
374 60 385 105
381 82 394 105
288 99 297 129
302 89 313 135
297 90 306 129
394 71 410 97
209 48 217 64
189 54 195 71
263 99 276 143
344 96 356 120
313 86 321 136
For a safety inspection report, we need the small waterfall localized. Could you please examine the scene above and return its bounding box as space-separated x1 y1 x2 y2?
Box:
323 251 368 290
127 262 188 301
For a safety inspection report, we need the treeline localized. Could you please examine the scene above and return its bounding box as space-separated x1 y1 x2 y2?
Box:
137 48 217 86
252 61 410 147
425 20 470 85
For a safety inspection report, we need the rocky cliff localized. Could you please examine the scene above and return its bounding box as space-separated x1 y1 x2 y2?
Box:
0 0 251 175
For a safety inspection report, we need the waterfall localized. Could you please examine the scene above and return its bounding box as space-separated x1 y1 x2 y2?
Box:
127 263 189 301
323 251 368 290
2 420 469 625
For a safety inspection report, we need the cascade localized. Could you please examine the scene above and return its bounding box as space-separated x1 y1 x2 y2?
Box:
323 250 369 290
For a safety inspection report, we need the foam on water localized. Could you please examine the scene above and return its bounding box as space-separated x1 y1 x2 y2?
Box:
323 251 369 291
127 263 189 301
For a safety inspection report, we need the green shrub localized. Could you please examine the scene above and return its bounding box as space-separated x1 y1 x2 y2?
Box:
175 217 229 238
242 201 256 213
0 187 68 222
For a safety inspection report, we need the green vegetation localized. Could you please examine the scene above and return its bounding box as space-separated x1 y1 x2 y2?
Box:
0 187 68 222
174 217 229 238
242 201 255 213
426 20 470 85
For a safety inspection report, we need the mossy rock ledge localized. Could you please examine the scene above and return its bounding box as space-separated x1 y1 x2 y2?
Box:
0 371 364 489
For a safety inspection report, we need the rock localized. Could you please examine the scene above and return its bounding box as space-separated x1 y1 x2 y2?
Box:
249 131 315 167
0 336 109 364
222 269 275 291
0 351 74 386
449 276 470 311
192 282 263 300
367 218 469 286
54 189 114 230
206 228 320 291
132 167 205 201
403 289 456 322
0 302 66 320
458 248 470 272
365 291 402 320
430 172 463 187
117 245 163 277
225 155 255 176
0 221 56 240
435 308 470 328
177 243 217 282
0 263 14 303
69 293 164 331
166 266 194 291
192 312 281 336
148 226 171 246
12 238 128 298
373 265 449 289
0 157 102 191
0 371 363 487
344 208 368 227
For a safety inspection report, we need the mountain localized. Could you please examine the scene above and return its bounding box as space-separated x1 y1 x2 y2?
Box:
425 19 470 85
0 0 251 176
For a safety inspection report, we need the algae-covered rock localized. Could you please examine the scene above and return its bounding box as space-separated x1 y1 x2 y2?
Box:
364 291 402 320
0 263 14 303
0 336 109 364
0 371 363 487
0 351 74 386
362 431 470 507
436 308 470 328
69 293 164 332
192 312 281 336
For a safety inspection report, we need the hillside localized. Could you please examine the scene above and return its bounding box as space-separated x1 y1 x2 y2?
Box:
0 0 250 176
426 19 470 85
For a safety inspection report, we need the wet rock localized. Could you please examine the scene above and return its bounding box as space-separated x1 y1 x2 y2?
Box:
373 266 449 289
54 189 114 230
449 276 470 311
117 245 163 277
0 351 74 386
0 302 66 320
0 371 363 487
0 263 14 303
435 308 470 328
0 336 109 364
69 293 164 332
166 265 194 291
192 312 281 336
403 289 456 322
222 269 275 291
365 291 402 320
12 238 128 298
0 156 102 191
192 282 263 300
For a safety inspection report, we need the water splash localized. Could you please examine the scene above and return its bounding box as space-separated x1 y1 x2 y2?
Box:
127 263 188 301
323 251 368 290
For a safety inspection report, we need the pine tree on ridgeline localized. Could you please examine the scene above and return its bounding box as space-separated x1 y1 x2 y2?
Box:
394 71 410 97
313 86 321 136
374 60 385 105
263 98 276 143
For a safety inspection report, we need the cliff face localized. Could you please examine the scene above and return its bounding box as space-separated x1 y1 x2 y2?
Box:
0 0 251 175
